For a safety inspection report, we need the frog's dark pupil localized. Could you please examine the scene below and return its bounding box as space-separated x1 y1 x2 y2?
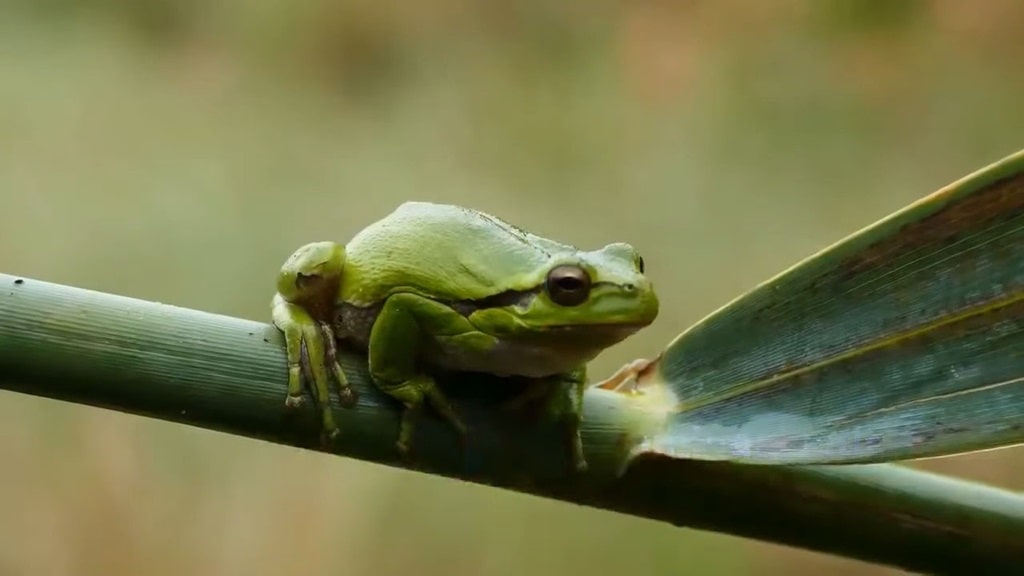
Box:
557 277 584 290
546 265 591 307
638 256 645 274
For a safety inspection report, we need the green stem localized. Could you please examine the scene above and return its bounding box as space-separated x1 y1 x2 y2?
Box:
1 272 1023 573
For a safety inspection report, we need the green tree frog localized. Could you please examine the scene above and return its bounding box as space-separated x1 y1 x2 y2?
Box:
271 201 659 471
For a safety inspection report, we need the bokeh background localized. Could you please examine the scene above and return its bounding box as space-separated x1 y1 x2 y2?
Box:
2 1 1024 574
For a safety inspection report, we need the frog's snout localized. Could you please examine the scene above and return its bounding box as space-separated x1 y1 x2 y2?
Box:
597 276 658 324
633 281 660 320
622 275 655 297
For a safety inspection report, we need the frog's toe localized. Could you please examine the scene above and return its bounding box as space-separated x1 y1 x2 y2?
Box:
337 382 358 408
592 357 657 392
319 426 342 449
284 393 307 409
456 426 474 460
282 342 315 408
395 439 414 462
320 324 360 409
573 457 589 474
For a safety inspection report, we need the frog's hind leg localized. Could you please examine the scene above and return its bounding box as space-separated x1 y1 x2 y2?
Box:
273 298 339 441
366 293 476 459
272 241 358 445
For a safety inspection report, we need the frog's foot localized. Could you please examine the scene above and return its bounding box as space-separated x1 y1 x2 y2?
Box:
272 303 348 436
320 321 358 409
379 374 468 461
393 404 422 464
591 357 657 393
284 390 307 409
538 370 589 474
566 416 588 473
319 423 342 449
272 241 356 442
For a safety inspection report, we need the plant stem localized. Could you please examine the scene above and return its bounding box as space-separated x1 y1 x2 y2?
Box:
1 272 1022 573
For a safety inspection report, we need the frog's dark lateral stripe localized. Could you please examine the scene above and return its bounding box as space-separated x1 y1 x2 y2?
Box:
655 150 1024 416
457 288 538 312
337 281 625 330
430 280 629 319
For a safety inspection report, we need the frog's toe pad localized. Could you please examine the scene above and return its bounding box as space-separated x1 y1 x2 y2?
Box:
319 427 341 448
395 440 414 462
284 394 307 409
338 386 359 409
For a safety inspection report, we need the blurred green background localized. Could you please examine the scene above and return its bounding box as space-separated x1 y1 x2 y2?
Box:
2 1 1024 574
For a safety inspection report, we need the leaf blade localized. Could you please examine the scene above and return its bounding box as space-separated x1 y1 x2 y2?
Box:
647 148 1024 463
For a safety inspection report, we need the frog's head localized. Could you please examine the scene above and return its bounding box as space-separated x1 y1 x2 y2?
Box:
468 242 660 351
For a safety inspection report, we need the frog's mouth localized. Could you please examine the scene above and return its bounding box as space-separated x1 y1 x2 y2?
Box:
529 322 651 346
543 321 651 332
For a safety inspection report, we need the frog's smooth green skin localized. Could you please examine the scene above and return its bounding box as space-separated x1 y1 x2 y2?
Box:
271 201 660 469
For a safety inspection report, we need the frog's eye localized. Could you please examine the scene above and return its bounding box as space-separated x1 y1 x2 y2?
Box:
637 255 645 274
546 265 592 307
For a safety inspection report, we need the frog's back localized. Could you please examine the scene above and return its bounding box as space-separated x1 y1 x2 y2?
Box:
341 201 572 305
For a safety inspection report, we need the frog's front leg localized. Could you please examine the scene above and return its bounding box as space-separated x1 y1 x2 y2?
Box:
500 368 588 472
272 241 358 443
546 368 589 472
366 293 473 458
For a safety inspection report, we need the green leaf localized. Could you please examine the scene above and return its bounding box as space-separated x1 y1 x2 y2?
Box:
644 148 1024 464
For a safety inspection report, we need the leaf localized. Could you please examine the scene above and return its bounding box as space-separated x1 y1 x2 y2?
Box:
643 149 1024 464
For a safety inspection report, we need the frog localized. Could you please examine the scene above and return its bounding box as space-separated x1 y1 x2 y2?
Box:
270 201 659 471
